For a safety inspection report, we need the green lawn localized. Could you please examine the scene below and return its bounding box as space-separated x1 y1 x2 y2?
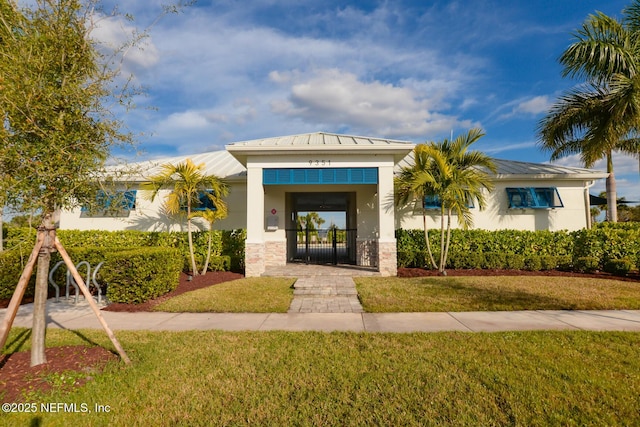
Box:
153 277 296 313
355 276 640 312
2 328 640 426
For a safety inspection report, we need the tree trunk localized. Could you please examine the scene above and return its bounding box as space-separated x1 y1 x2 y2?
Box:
441 208 453 276
605 152 617 222
201 223 213 275
187 216 199 276
439 206 446 274
0 207 3 252
31 214 55 367
422 213 437 269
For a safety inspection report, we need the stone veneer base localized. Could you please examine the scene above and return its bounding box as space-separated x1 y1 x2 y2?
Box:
264 240 287 267
245 242 265 277
377 240 397 276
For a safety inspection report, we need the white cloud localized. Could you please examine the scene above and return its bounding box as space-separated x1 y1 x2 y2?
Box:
484 141 537 154
516 96 552 115
270 69 474 139
495 95 552 120
88 14 159 74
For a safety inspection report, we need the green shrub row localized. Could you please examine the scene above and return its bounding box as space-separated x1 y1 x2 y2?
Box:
100 247 183 304
0 248 37 300
397 223 640 274
4 227 245 273
445 252 572 271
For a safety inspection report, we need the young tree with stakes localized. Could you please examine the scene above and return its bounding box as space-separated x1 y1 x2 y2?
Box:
0 0 184 366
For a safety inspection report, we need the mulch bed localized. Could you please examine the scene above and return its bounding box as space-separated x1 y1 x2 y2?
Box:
0 345 118 403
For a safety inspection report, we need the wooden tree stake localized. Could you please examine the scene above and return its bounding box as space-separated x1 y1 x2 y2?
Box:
0 232 45 351
54 237 131 364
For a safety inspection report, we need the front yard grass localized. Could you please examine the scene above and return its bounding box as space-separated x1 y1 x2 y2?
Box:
356 276 640 312
2 328 640 426
153 277 296 313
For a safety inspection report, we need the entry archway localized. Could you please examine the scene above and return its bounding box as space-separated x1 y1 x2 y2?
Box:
286 192 356 265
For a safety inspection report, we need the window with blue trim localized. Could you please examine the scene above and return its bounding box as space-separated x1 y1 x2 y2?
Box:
181 190 218 212
423 195 475 210
506 187 563 209
81 190 136 216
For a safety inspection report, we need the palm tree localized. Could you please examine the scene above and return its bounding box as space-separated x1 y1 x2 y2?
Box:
537 2 640 222
395 128 496 275
196 206 228 275
142 159 229 276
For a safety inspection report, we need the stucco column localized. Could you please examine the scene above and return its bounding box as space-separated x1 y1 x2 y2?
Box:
245 165 265 277
377 163 397 276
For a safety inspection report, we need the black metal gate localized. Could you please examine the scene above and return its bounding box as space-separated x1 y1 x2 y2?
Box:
286 227 357 265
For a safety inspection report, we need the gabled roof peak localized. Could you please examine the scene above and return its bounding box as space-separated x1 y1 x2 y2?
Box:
225 131 413 148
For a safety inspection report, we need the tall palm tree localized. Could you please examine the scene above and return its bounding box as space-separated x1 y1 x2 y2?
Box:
142 158 229 276
537 2 640 222
395 128 496 275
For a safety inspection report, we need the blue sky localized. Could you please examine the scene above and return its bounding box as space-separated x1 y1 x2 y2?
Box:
91 0 639 201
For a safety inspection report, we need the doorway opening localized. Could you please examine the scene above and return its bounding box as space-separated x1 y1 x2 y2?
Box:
286 192 356 265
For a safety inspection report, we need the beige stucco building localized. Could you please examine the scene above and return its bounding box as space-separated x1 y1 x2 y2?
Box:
59 132 608 277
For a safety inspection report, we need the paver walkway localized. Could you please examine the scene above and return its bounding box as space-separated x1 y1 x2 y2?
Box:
263 264 376 313
288 276 363 313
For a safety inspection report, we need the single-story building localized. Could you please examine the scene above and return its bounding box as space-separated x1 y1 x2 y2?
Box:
59 132 609 277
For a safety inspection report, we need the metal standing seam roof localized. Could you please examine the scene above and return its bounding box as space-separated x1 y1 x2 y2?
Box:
225 131 415 148
119 133 608 182
395 152 608 179
121 150 246 182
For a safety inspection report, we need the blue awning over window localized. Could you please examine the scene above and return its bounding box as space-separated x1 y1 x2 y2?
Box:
506 187 564 209
263 168 378 185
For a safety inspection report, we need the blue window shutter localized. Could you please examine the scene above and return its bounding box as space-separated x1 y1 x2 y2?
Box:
123 190 137 210
321 169 335 183
335 169 349 182
263 168 379 185
276 169 291 184
506 187 563 208
423 195 441 209
364 168 378 184
263 169 277 184
350 168 364 183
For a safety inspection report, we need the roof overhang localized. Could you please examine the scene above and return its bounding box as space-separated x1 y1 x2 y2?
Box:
225 132 415 166
226 144 416 166
494 172 610 181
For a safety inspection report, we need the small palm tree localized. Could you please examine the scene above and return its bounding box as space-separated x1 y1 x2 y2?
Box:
142 159 229 276
196 206 228 275
537 3 640 222
395 128 496 275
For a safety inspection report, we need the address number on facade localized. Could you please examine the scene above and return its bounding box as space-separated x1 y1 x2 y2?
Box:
309 160 331 166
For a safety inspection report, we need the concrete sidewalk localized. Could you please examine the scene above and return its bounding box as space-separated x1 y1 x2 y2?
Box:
3 299 640 333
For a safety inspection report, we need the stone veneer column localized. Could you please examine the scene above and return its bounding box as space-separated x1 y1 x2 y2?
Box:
245 165 265 277
244 242 265 277
377 240 397 276
377 162 397 276
264 240 287 266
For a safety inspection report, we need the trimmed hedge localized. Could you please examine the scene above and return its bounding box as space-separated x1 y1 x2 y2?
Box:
0 249 37 300
397 223 640 274
4 227 245 273
101 247 182 304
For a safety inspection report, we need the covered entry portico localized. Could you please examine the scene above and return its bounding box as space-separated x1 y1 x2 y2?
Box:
226 132 414 277
286 192 357 265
